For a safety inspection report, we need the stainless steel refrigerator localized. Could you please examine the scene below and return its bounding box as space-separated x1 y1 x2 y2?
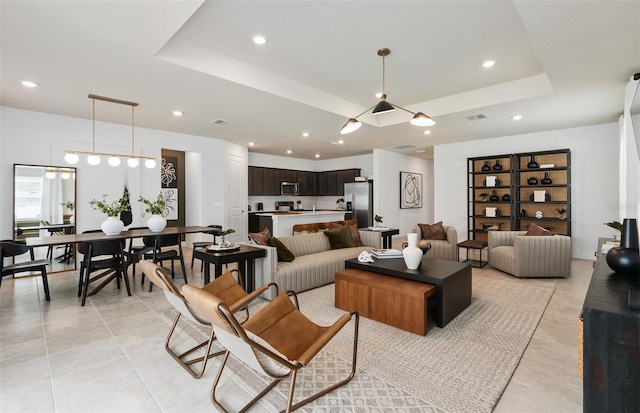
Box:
344 182 373 228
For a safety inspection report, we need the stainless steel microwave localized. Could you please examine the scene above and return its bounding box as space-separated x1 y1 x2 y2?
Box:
281 182 299 195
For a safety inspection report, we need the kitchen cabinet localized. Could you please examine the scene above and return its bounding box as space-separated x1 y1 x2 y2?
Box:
336 169 361 190
248 166 263 195
279 169 297 182
263 168 280 195
318 171 337 196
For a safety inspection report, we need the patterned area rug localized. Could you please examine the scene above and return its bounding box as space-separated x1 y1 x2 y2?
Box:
164 276 554 413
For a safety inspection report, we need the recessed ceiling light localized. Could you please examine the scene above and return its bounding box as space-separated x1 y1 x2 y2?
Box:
248 142 254 146
172 110 183 116
416 149 426 153
252 35 267 45
511 114 523 121
286 150 292 154
464 123 473 127
375 92 383 98
21 80 38 88
302 132 309 137
338 140 344 144
482 60 496 68
423 130 432 135
315 154 320 158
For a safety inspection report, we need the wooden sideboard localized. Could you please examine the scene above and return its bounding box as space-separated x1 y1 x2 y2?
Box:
582 238 640 412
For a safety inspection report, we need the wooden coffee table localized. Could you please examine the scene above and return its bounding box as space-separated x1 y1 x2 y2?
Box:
335 268 436 335
344 257 472 328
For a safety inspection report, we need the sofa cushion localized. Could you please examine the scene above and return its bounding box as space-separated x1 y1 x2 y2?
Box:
249 227 271 245
268 237 295 262
324 226 356 249
525 223 555 236
332 222 363 246
418 221 447 240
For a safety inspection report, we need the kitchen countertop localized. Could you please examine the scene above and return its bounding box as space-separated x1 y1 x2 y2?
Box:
255 210 347 217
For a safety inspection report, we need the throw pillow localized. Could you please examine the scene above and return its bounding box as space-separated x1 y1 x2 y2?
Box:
323 225 356 249
248 227 271 245
525 223 556 236
331 222 363 247
418 221 447 240
268 237 295 262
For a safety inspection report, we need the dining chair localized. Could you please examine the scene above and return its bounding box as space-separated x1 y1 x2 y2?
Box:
0 241 50 301
139 260 278 378
183 286 359 413
292 223 319 235
191 224 222 270
77 235 130 306
141 233 187 291
126 226 154 278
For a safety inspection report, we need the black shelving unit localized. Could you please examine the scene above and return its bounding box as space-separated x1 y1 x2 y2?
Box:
467 149 571 241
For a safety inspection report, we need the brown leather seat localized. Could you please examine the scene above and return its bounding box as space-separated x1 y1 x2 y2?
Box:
183 285 359 412
139 260 278 378
292 223 319 235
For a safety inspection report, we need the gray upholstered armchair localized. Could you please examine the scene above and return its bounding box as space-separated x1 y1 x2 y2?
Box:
412 224 458 261
487 231 571 278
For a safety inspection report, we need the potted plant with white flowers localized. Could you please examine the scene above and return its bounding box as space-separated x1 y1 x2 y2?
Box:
138 192 167 232
89 193 130 235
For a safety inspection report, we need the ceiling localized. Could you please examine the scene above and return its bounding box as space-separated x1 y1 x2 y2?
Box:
1 1 639 160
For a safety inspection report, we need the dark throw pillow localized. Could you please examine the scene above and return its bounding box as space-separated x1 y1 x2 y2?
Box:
268 237 295 262
249 227 271 245
323 225 356 249
418 221 447 240
331 222 363 246
525 224 555 236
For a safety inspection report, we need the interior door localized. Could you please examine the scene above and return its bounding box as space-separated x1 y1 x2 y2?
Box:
227 153 246 243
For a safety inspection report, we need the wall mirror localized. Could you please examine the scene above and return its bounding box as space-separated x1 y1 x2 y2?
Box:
13 164 77 272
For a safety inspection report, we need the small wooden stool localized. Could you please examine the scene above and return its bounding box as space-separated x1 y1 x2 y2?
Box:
457 240 488 268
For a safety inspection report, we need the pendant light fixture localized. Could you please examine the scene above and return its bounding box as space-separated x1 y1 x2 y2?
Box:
64 94 157 168
340 48 435 135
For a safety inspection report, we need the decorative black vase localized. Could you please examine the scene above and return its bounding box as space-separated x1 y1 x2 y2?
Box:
527 155 539 169
489 190 499 201
492 160 502 171
527 176 538 185
481 161 490 172
501 194 511 202
541 172 552 185
606 218 640 276
521 209 527 218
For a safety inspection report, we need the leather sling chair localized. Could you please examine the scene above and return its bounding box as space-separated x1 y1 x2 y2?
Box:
139 260 278 378
183 285 359 412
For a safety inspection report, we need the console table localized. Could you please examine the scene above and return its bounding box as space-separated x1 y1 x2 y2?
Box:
582 238 640 412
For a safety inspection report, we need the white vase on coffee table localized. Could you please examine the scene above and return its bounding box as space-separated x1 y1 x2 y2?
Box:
402 233 423 270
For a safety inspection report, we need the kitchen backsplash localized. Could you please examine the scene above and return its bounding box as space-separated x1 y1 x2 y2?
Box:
248 196 347 211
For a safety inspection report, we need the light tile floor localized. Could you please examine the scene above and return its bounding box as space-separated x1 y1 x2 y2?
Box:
0 245 591 412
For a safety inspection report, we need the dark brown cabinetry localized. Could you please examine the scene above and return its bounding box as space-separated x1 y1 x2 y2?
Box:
263 168 280 195
248 166 264 195
467 149 571 241
248 166 360 196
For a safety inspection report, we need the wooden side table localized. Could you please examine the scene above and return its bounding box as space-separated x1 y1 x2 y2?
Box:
457 240 488 268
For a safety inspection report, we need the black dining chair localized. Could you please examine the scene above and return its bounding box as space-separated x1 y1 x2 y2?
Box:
141 233 187 292
77 235 130 306
191 224 222 270
126 226 154 278
0 241 50 301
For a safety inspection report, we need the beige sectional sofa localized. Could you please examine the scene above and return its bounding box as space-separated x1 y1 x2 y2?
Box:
411 225 458 261
243 230 382 299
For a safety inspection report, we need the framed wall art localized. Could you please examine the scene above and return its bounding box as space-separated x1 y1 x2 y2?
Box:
400 171 422 209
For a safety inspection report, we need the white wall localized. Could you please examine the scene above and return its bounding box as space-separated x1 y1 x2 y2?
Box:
622 77 640 221
0 107 240 243
434 122 621 260
373 149 434 236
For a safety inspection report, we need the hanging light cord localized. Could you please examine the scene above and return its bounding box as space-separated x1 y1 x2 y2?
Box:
131 105 135 157
92 98 96 153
